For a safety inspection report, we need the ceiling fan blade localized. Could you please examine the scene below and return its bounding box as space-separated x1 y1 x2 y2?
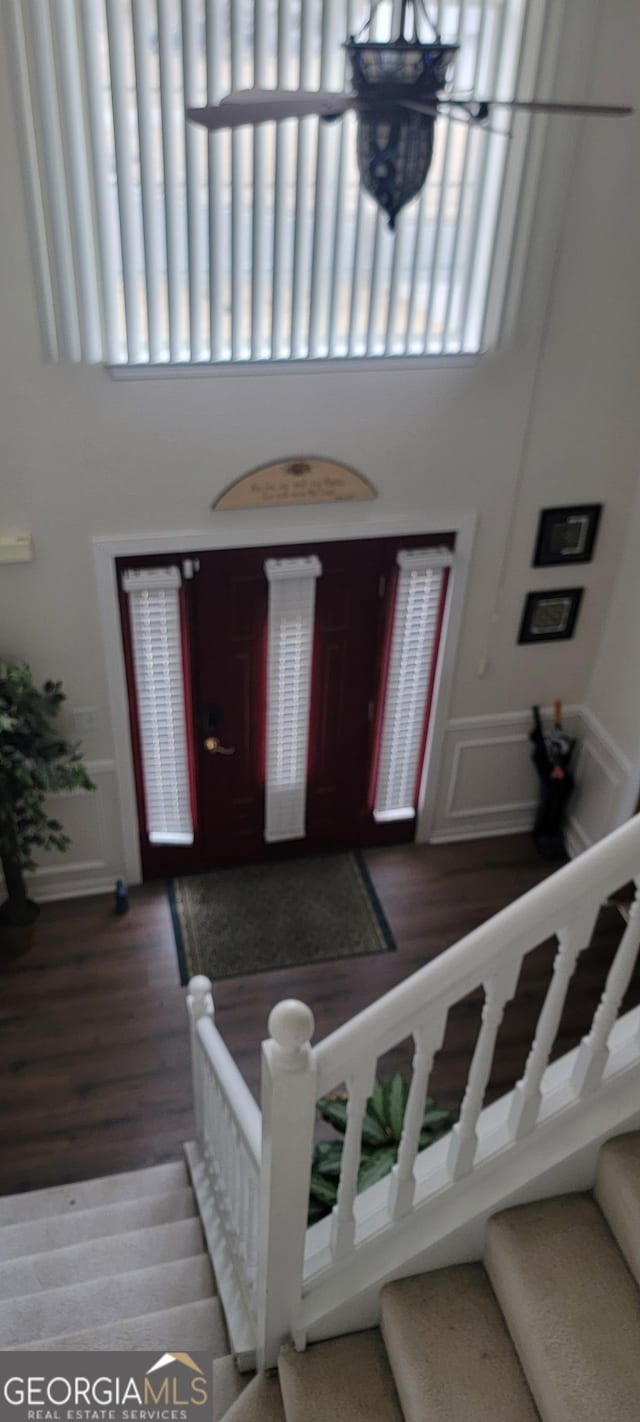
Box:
400 100 507 135
399 100 439 119
442 98 633 118
439 110 508 138
188 89 355 131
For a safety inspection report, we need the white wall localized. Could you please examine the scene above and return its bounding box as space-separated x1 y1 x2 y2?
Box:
570 476 640 844
1 0 639 891
587 476 640 769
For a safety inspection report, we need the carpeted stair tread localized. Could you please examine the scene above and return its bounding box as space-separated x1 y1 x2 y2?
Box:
0 1216 206 1300
16 1297 227 1353
0 1187 197 1260
595 1133 640 1286
485 1193 640 1422
0 1160 188 1225
212 1357 252 1421
0 1253 215 1348
380 1264 539 1422
277 1329 403 1422
222 1372 285 1422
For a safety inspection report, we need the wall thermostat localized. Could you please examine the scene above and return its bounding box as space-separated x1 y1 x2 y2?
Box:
0 534 34 564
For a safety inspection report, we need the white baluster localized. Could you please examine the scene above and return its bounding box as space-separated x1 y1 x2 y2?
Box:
256 999 317 1371
186 974 214 1139
208 1071 221 1185
572 886 640 1095
509 903 599 1138
236 1132 247 1265
204 1072 218 1191
236 1142 247 1265
223 1102 235 1226
330 1059 377 1258
244 1173 253 1285
226 1113 237 1241
202 1061 213 1168
388 1011 447 1220
212 1088 225 1204
234 1125 244 1251
447 961 520 1181
246 1172 258 1286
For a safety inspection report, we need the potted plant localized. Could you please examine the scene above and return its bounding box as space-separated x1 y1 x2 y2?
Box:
0 662 94 951
308 1073 459 1224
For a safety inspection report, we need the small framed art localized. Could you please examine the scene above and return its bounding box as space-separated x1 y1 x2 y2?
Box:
518 588 583 644
533 504 601 567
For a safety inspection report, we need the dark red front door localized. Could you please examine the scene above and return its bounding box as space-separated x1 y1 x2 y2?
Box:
120 533 452 877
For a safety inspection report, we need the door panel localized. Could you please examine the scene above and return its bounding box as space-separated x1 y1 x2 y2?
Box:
306 542 383 845
194 552 267 865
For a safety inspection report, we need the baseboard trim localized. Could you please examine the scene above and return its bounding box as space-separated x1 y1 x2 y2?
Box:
430 821 534 845
29 875 117 904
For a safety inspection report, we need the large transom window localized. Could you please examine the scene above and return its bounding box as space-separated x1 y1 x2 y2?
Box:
9 0 545 367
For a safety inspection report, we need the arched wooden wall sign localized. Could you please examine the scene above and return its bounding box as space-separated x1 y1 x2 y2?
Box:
213 457 377 511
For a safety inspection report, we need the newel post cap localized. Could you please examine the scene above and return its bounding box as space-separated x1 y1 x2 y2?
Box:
268 999 315 1065
187 974 214 1018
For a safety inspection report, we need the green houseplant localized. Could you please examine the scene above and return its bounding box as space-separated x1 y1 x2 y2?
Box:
0 662 94 938
309 1073 459 1225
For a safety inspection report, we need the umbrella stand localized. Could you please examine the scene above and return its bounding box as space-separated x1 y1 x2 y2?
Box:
530 701 575 862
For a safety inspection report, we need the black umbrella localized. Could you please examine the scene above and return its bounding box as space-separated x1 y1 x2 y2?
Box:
530 702 575 862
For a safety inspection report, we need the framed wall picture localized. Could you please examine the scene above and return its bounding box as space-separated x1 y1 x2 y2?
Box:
533 504 602 567
518 588 584 644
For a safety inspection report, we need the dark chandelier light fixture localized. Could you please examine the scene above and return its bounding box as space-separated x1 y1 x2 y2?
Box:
344 1 458 228
187 1 632 232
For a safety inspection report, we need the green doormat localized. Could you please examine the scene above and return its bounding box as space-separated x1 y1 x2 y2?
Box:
168 852 395 984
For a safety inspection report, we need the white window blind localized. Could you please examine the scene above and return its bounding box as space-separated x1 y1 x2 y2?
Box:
122 566 194 845
7 0 545 367
374 550 450 822
264 556 322 843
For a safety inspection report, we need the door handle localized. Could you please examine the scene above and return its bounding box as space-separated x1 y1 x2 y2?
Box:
204 736 236 756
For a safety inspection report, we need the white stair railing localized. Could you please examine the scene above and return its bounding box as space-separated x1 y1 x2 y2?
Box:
186 813 640 1370
186 975 262 1366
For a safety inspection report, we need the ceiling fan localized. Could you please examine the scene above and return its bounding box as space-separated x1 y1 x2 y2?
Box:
187 0 632 230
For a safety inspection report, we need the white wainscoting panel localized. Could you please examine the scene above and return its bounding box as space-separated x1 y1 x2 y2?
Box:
26 760 124 901
566 708 633 856
4 710 633 906
430 708 583 844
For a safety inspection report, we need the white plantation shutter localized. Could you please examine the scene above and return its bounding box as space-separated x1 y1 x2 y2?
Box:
264 557 322 843
122 566 194 845
374 550 451 822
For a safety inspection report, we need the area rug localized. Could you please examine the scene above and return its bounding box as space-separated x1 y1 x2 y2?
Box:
168 852 395 984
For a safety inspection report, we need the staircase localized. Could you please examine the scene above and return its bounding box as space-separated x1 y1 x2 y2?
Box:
0 1160 228 1352
4 1135 639 1419
177 815 640 1374
222 1132 640 1421
3 815 640 1419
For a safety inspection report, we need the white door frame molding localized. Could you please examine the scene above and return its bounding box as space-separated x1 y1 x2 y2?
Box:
93 507 476 884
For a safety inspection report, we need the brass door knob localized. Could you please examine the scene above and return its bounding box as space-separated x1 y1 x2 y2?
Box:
204 735 236 756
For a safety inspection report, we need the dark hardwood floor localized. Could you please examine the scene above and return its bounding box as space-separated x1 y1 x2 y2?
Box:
0 835 635 1197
